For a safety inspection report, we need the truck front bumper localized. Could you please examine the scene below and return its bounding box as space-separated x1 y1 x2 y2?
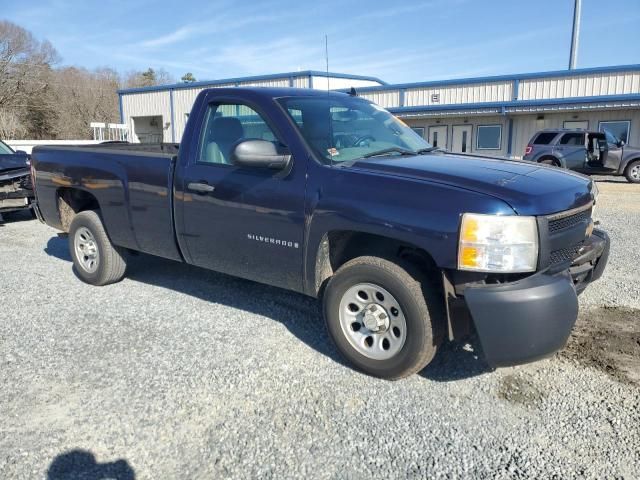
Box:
462 229 609 367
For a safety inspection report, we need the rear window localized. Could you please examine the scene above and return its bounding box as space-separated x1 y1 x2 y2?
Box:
559 133 585 145
533 132 558 145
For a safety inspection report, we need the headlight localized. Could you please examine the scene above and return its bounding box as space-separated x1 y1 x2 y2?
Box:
458 213 539 272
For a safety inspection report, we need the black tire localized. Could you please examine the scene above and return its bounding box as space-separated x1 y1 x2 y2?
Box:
323 256 444 380
624 159 640 183
539 157 560 167
68 210 127 286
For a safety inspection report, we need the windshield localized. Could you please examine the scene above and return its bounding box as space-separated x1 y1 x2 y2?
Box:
0 141 14 155
278 95 432 163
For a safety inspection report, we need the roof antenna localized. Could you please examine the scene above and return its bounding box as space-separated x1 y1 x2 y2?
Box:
349 87 358 97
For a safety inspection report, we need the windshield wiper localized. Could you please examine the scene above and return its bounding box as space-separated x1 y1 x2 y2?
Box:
362 147 416 159
415 146 444 154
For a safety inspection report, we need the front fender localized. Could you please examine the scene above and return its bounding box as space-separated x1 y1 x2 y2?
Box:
302 164 515 295
619 154 640 174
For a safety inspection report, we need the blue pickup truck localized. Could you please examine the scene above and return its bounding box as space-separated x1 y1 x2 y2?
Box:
31 88 609 379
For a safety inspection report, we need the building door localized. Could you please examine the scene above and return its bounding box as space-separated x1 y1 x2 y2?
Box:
132 116 164 143
428 125 447 149
452 125 472 153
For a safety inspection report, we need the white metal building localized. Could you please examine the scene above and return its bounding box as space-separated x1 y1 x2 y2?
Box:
118 64 640 158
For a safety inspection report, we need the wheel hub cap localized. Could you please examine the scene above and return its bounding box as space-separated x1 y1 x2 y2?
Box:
362 304 389 332
338 283 407 360
74 226 99 273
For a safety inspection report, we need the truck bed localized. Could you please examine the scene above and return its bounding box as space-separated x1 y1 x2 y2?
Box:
31 144 183 261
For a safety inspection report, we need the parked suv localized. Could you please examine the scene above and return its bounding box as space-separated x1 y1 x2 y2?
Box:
523 129 640 183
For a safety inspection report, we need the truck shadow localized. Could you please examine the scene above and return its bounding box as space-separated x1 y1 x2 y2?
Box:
0 209 36 224
44 235 492 382
47 449 134 480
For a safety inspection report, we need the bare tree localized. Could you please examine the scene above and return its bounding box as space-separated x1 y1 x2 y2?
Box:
50 67 120 139
123 67 175 88
0 109 27 139
0 20 59 108
0 21 177 140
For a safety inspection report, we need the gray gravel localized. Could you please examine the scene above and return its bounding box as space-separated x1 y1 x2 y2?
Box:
1 180 639 479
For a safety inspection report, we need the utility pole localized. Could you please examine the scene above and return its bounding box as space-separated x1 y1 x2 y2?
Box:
569 0 582 69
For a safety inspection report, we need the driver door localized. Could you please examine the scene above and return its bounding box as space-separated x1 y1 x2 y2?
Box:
176 99 306 291
602 131 623 170
554 132 587 169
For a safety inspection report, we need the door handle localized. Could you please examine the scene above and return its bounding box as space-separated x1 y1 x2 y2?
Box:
187 182 215 193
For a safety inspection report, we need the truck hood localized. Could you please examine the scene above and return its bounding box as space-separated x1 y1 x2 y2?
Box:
351 152 593 216
0 166 30 182
624 144 640 154
0 154 29 173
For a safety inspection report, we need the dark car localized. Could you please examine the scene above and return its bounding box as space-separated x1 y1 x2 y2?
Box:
522 128 640 183
31 88 609 379
0 140 36 218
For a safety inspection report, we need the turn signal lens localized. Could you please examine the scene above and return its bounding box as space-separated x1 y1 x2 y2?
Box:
460 246 479 268
458 213 539 273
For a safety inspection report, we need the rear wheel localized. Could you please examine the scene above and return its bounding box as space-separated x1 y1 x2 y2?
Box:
323 256 443 379
625 160 640 183
68 210 127 285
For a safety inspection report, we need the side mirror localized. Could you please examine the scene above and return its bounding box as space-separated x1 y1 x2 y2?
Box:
231 139 291 169
15 150 29 156
617 140 625 147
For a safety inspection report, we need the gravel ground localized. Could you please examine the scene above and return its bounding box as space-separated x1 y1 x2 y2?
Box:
1 179 639 479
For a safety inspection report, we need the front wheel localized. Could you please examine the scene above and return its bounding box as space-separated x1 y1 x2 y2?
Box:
625 160 640 183
68 210 127 286
323 256 443 379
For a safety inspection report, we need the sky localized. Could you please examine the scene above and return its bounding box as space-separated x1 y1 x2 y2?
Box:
3 0 640 84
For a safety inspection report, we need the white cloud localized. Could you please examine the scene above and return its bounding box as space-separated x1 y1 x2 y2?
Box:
140 26 197 48
134 2 289 49
358 0 470 20
199 37 326 74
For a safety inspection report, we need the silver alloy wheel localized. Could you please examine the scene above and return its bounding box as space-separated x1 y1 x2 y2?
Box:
338 282 407 360
74 226 99 273
631 164 640 180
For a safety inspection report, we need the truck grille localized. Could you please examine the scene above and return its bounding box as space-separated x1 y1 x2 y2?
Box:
548 208 592 234
550 243 584 266
544 203 593 268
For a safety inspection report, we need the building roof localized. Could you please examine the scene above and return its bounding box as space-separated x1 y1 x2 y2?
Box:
118 70 387 95
177 86 356 98
350 63 640 93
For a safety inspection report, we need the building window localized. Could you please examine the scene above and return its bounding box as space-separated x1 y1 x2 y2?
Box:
476 124 502 150
411 127 425 138
599 121 630 143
